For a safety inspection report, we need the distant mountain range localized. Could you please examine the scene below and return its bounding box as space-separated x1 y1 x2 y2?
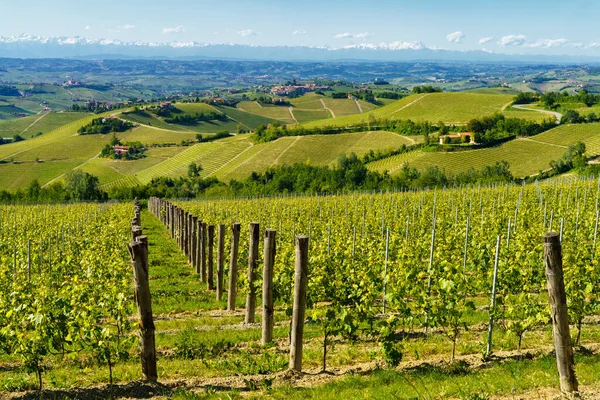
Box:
1 34 599 63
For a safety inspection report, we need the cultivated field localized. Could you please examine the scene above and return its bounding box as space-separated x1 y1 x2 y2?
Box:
369 123 600 178
303 92 547 128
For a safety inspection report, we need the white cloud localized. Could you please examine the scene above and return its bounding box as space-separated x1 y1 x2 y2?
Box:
334 32 372 39
118 24 136 31
84 25 91 31
292 29 307 36
479 36 494 45
498 34 527 47
162 25 186 34
237 29 258 37
446 31 465 43
526 38 569 48
588 42 600 48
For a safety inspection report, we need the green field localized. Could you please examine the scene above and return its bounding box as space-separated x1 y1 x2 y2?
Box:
213 105 279 129
368 124 600 178
119 125 199 145
291 109 331 123
218 131 421 181
237 101 295 124
0 112 90 139
303 92 546 128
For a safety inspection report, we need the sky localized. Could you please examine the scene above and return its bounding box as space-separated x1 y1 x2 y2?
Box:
0 0 599 55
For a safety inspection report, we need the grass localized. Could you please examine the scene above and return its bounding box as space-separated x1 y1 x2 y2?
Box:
255 353 600 399
291 109 330 123
0 160 82 189
303 92 545 128
4 209 600 398
120 110 187 131
368 124 600 178
119 125 199 145
321 98 361 117
130 137 253 184
19 112 90 139
237 102 295 124
218 131 421 181
214 105 278 129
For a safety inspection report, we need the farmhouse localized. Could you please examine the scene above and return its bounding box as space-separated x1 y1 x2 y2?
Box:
113 145 130 155
439 132 474 145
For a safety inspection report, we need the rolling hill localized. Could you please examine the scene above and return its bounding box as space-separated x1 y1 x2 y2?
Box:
302 92 549 128
368 123 600 178
0 92 593 192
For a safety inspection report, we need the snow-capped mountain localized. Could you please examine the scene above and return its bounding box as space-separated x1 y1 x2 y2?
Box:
0 34 595 62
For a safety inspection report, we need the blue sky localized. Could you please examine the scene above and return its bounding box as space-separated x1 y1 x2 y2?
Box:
1 0 598 54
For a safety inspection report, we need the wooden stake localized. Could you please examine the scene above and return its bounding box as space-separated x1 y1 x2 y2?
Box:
486 235 500 356
289 236 309 371
201 222 207 283
543 232 578 394
216 224 225 301
245 222 260 323
262 229 276 345
207 225 215 290
227 223 241 311
128 236 158 382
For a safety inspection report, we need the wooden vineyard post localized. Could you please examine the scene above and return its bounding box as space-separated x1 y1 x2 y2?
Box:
245 222 260 323
216 224 225 301
195 219 202 275
201 222 207 283
128 235 158 382
486 235 501 356
262 229 277 345
543 232 578 393
227 223 241 311
289 236 309 371
207 225 215 290
191 216 198 271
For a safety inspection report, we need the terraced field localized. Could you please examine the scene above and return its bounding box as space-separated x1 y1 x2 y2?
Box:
303 92 546 128
0 112 90 139
218 131 420 181
368 124 600 178
0 160 82 190
119 126 199 145
291 109 330 123
213 105 278 129
321 98 361 117
236 101 295 124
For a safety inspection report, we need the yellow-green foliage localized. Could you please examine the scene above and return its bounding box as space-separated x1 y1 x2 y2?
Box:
368 124 600 178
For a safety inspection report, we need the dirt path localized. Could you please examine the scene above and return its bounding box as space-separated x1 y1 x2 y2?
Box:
355 99 363 113
41 151 102 188
272 136 301 166
512 104 563 122
519 137 568 149
320 99 336 118
20 112 48 135
386 93 428 117
287 107 298 123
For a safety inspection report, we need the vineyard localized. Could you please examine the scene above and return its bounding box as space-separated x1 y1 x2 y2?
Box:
2 177 600 398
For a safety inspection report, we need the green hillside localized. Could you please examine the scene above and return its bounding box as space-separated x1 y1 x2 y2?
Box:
368 124 600 178
302 92 547 128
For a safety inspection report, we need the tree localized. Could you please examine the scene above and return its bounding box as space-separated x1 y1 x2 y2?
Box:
64 170 105 201
188 162 202 178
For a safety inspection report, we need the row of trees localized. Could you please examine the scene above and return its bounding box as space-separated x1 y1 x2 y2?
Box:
106 153 513 200
78 118 134 135
466 113 556 145
0 170 106 203
514 89 600 109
